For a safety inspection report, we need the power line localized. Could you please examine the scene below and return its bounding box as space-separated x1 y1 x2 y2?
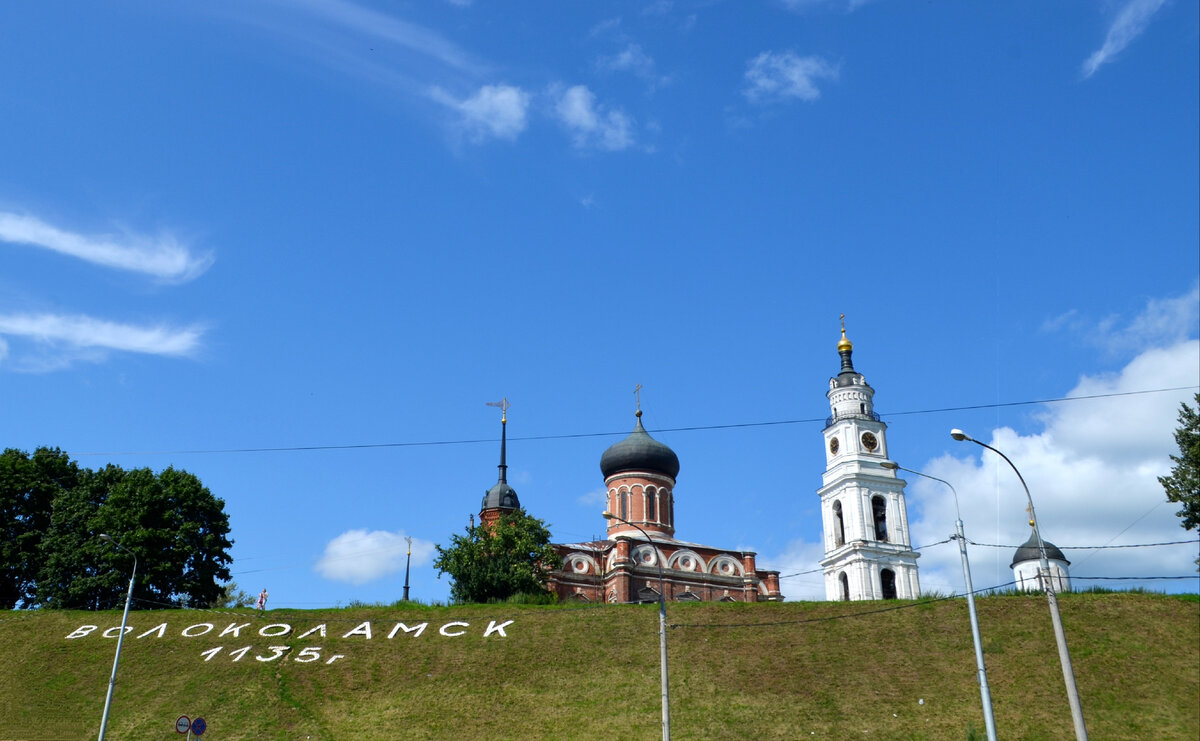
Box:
70 385 1198 457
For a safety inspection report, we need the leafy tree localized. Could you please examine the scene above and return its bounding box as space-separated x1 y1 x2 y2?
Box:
215 581 254 608
0 446 233 610
0 448 79 608
434 509 562 604
36 463 234 609
1159 393 1200 566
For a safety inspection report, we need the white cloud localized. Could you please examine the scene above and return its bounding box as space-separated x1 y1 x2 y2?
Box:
780 0 873 11
284 0 479 73
553 85 635 151
1082 0 1167 79
0 211 213 283
599 43 671 91
764 540 828 601
315 529 435 585
1043 283 1199 356
577 488 608 507
455 84 530 141
743 51 838 103
0 313 205 363
910 337 1199 596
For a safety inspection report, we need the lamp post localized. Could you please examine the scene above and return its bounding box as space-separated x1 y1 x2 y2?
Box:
881 460 997 741
951 429 1089 741
97 534 137 741
603 510 670 741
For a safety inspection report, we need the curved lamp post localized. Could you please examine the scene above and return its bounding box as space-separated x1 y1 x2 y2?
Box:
881 460 997 741
951 429 1088 741
97 534 137 741
603 510 670 741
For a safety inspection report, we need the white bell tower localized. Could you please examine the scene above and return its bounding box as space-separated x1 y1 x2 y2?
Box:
818 319 920 600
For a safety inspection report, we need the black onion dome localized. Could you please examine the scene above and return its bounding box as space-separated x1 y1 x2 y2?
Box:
600 413 680 480
1010 530 1069 568
482 481 519 511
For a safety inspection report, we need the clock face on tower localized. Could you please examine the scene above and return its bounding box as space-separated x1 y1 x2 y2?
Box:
861 431 878 452
829 437 839 454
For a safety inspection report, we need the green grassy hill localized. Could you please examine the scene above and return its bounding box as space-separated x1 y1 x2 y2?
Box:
2 592 1196 740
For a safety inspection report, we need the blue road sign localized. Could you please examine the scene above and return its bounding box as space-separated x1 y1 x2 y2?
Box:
191 717 207 736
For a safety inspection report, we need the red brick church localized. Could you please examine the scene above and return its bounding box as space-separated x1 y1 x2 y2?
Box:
479 403 783 604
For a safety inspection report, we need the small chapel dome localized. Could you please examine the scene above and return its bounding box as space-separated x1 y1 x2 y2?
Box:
837 334 853 353
1010 531 1070 568
481 481 519 511
600 411 680 480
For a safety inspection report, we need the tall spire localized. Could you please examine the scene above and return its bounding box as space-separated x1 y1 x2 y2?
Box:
487 398 510 485
481 398 519 516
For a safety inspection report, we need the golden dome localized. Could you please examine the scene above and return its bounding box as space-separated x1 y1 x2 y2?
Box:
837 314 852 352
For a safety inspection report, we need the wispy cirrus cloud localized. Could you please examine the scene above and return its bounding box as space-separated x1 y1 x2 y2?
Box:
0 211 212 283
0 313 205 367
553 85 635 151
1042 282 1200 356
743 51 838 103
315 529 435 585
253 0 481 74
431 84 531 142
598 43 672 92
1082 0 1167 79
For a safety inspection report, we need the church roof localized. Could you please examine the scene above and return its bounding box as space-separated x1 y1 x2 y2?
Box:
600 411 680 480
1010 530 1069 568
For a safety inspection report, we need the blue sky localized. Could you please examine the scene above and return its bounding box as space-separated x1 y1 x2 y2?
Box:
1 0 1197 606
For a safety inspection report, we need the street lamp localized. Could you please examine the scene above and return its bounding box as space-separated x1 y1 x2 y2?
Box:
951 429 1089 741
881 460 997 741
603 510 670 741
96 534 137 741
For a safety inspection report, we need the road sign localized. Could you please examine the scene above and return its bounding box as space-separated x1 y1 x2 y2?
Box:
175 715 191 734
191 717 207 736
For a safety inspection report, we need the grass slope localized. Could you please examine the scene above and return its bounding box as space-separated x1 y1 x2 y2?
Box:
1 592 1196 740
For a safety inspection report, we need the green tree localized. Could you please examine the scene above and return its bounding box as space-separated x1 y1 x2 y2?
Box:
434 509 562 603
1159 393 1200 565
0 448 79 608
36 463 234 609
215 581 254 608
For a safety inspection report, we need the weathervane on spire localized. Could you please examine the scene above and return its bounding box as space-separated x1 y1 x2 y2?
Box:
486 397 510 422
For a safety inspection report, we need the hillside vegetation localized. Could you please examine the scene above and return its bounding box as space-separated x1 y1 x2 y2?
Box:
1 592 1196 740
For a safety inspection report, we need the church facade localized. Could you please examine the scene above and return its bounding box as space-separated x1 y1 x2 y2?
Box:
478 406 783 604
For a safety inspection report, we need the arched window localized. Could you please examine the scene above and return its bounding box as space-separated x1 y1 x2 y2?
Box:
839 572 850 601
646 487 657 521
880 568 897 600
619 490 628 520
872 495 888 542
833 501 845 547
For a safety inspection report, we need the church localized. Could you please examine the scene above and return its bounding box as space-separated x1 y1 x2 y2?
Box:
474 323 932 604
